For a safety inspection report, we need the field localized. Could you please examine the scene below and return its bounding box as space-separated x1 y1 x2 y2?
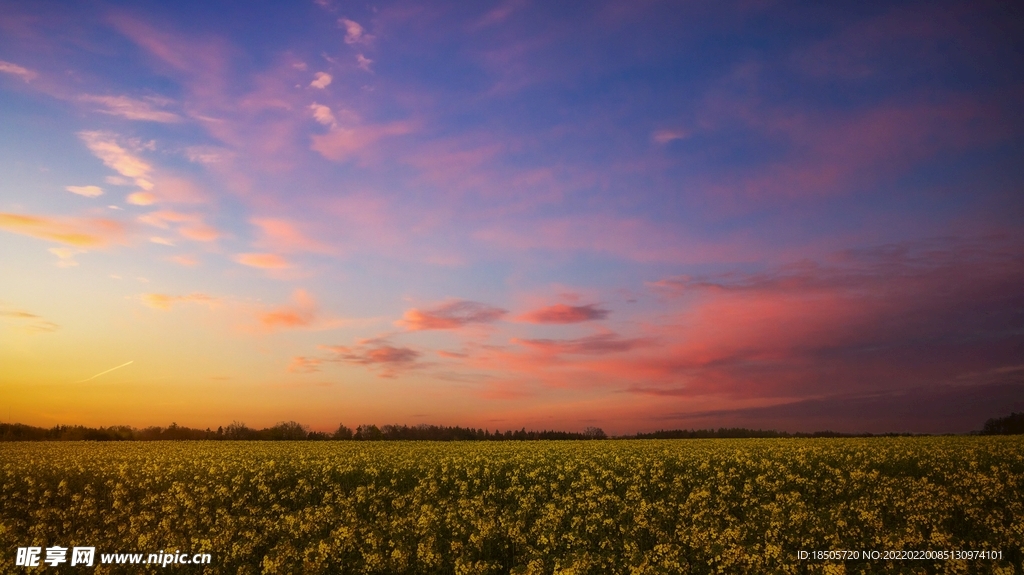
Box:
1 438 1022 574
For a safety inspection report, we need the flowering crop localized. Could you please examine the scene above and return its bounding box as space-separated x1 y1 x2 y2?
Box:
1 437 1021 573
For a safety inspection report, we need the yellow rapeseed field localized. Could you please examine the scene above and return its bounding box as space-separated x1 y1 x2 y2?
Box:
1 438 1022 574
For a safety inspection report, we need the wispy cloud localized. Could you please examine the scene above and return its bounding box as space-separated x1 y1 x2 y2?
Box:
356 54 373 72
0 60 37 82
77 131 154 190
0 212 126 247
0 307 58 333
632 235 1024 399
169 254 198 266
472 0 527 29
336 343 420 366
310 121 417 163
652 129 688 144
234 252 290 269
65 185 103 198
322 338 421 377
518 303 608 324
290 336 423 377
513 333 651 355
260 289 317 329
141 292 217 310
138 210 219 242
48 247 83 267
148 175 209 205
397 300 507 331
251 217 333 254
288 356 326 373
78 94 181 123
184 146 230 165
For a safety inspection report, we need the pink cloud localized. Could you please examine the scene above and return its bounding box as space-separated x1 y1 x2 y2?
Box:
309 103 336 127
310 121 417 163
398 130 606 216
356 54 373 72
335 344 420 366
0 59 37 82
309 71 332 89
251 217 332 254
78 94 181 123
471 0 527 29
138 210 190 228
387 235 1023 409
109 14 313 177
260 289 317 329
397 300 507 331
518 303 608 324
78 137 207 208
138 210 220 242
403 139 504 193
309 335 425 376
339 18 372 44
235 253 290 269
513 333 652 355
108 14 229 81
149 175 209 205
623 235 1024 398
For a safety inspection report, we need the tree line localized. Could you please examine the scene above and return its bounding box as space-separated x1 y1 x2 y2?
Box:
0 421 609 442
980 412 1024 435
3 413 1021 441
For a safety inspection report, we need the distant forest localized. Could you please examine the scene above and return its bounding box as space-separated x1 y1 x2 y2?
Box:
1 413 1020 442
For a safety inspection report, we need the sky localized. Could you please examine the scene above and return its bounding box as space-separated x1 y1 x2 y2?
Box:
1 0 1022 435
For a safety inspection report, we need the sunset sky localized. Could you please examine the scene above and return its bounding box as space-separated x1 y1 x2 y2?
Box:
1 0 1022 434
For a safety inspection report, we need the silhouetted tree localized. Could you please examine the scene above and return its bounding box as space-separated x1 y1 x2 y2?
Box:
333 423 354 439
225 421 253 440
982 412 1024 435
267 421 308 440
355 424 383 440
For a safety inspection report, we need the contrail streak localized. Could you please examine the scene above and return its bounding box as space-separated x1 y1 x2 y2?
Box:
77 360 133 383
